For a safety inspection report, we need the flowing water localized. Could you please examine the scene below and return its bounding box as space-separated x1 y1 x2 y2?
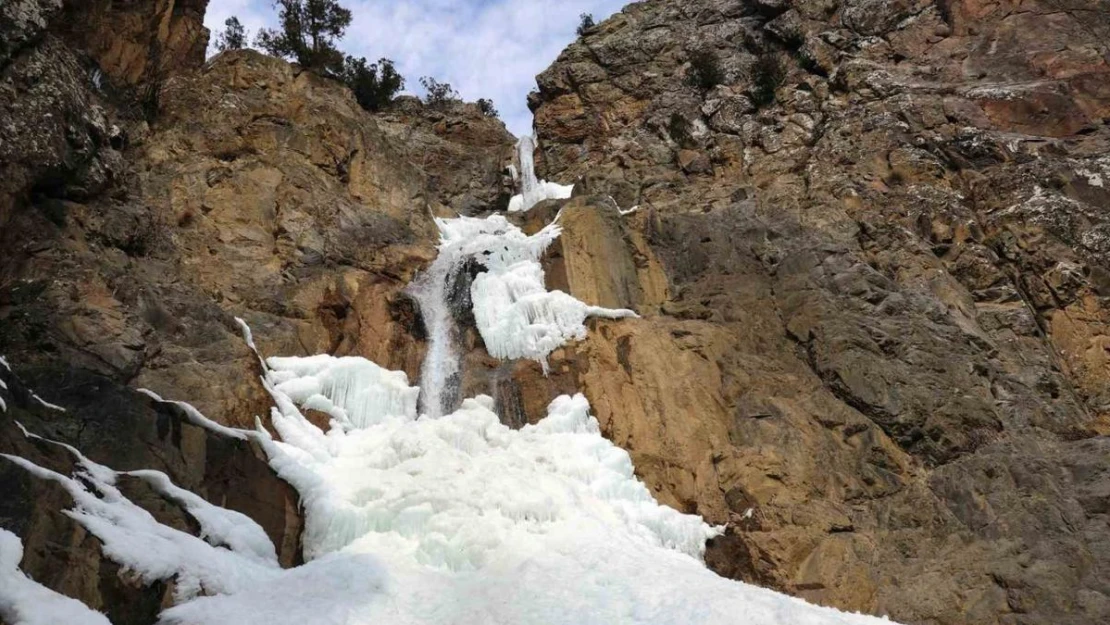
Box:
407 244 465 418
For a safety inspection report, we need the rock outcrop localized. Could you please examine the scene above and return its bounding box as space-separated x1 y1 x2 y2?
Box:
523 1 1110 623
376 96 516 214
0 0 515 618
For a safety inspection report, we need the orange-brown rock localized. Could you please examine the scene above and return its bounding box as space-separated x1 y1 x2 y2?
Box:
55 0 209 88
0 3 516 619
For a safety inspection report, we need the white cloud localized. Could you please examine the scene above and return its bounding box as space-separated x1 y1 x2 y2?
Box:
204 0 628 136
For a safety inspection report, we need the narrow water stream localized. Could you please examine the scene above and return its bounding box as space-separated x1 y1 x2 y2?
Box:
406 241 465 418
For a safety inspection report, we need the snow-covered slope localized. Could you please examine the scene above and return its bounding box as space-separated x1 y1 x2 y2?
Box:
4 362 893 625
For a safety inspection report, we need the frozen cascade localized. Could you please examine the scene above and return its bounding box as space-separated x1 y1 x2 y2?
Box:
407 243 469 418
0 182 896 625
0 346 897 625
412 212 636 416
518 135 540 202
507 136 574 213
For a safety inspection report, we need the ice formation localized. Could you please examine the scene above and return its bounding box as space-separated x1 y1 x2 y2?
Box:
1 356 894 625
265 354 419 429
437 214 636 371
507 136 574 212
407 212 635 416
0 209 895 625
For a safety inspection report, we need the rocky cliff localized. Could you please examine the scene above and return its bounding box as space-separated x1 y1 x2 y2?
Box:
1 0 1109 624
0 0 512 619
523 1 1110 623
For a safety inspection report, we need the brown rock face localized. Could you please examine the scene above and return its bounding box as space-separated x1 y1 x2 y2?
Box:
0 0 210 227
525 1 1110 623
376 96 517 214
0 1 517 618
55 0 210 88
1 47 442 428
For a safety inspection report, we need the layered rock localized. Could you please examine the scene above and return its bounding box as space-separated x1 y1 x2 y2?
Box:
0 0 516 618
524 1 1110 623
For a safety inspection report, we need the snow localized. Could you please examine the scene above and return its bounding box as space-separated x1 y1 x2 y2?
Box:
235 316 268 370
0 449 280 603
138 388 249 440
125 469 278 566
10 424 275 565
30 392 65 412
265 354 419 429
171 354 894 624
1 350 895 625
9 419 279 572
0 363 62 412
507 136 574 212
0 529 111 625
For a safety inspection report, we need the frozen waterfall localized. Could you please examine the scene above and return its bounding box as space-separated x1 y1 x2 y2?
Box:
410 213 636 417
0 186 897 625
507 136 574 212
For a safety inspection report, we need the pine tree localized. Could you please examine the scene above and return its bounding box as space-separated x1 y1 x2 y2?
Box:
420 77 460 108
476 98 498 118
576 13 596 36
341 56 404 111
215 17 247 52
255 0 352 75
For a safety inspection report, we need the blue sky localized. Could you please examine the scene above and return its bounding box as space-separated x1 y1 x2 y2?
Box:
205 0 629 136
